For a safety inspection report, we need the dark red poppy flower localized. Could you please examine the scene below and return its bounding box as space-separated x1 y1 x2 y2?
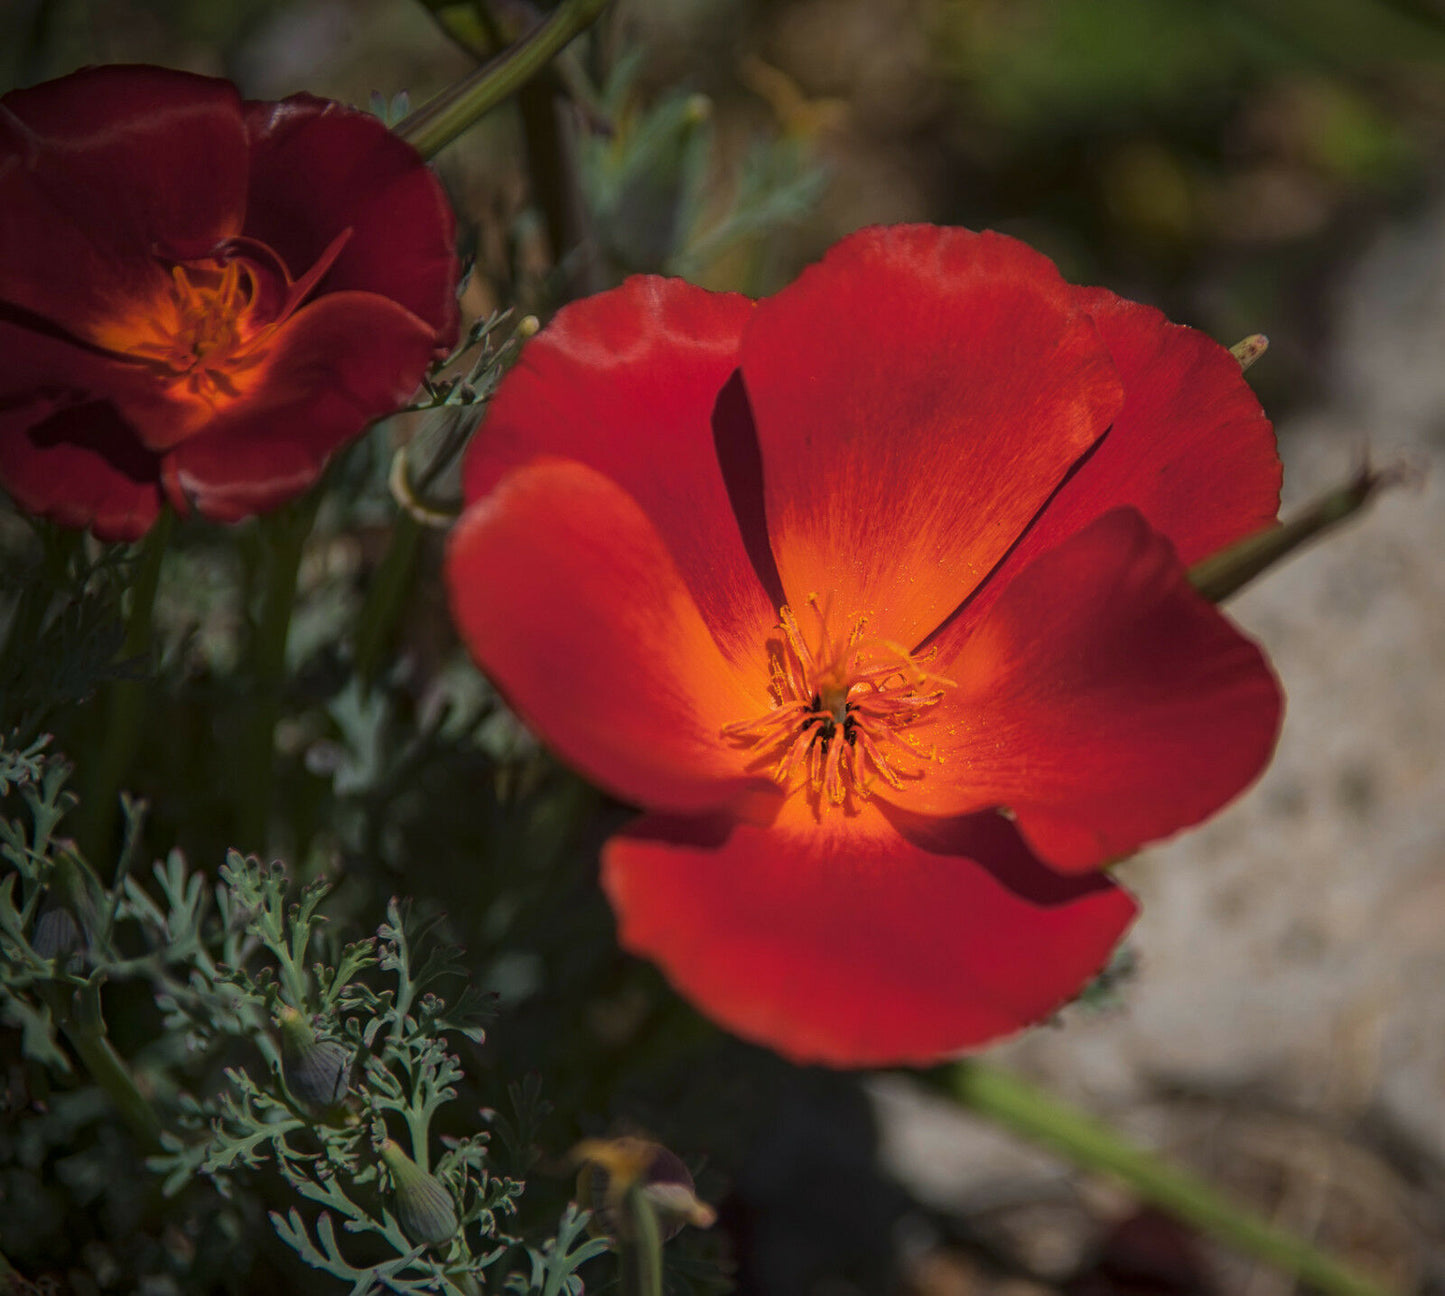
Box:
0 64 458 540
447 225 1283 1067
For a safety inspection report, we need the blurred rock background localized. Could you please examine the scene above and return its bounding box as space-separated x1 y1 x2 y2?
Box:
3 0 1444 1290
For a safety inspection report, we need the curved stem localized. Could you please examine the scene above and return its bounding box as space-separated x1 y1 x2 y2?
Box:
77 509 174 873
394 0 611 160
941 1061 1396 1296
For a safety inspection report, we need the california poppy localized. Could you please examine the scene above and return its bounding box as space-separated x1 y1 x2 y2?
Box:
447 225 1283 1066
0 64 457 540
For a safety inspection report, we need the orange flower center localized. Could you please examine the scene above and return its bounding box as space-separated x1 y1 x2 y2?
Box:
722 598 953 808
88 229 351 445
118 260 267 404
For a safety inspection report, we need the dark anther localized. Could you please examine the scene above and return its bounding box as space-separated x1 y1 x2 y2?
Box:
807 713 837 757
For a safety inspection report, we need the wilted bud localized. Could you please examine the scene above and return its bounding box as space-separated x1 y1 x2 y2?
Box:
31 903 81 962
380 1138 458 1247
277 1006 349 1111
574 1137 717 1242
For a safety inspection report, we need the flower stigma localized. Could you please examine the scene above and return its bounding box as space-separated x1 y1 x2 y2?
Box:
722 596 953 808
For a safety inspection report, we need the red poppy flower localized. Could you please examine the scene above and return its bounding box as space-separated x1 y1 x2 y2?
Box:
0 64 458 540
447 225 1283 1067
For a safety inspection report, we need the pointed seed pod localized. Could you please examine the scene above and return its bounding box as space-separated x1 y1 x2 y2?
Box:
278 1006 350 1111
380 1138 458 1247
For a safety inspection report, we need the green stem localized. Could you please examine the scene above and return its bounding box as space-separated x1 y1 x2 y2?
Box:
942 1061 1396 1296
394 0 611 159
353 511 422 693
50 979 164 1154
273 937 311 1012
618 1185 664 1296
1188 463 1403 604
77 509 174 872
235 500 316 853
438 1267 481 1296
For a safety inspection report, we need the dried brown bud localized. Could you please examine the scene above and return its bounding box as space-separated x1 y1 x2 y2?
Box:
573 1136 717 1242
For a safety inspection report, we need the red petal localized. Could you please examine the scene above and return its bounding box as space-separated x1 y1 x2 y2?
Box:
894 509 1282 872
446 458 783 817
927 289 1281 645
1071 288 1281 565
739 225 1123 649
160 292 436 522
462 277 781 673
0 66 247 344
242 95 458 348
0 396 162 542
0 316 165 539
603 797 1136 1067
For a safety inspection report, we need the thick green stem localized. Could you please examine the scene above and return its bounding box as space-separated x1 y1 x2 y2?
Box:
51 979 163 1154
394 0 611 159
1189 464 1403 604
77 509 174 872
235 500 316 853
942 1061 1395 1296
353 511 422 693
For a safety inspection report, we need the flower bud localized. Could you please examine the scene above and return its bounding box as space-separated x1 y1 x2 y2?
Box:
574 1137 716 1242
277 1007 349 1111
31 903 81 962
380 1139 458 1247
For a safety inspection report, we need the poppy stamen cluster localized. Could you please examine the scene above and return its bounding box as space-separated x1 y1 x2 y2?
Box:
723 598 951 806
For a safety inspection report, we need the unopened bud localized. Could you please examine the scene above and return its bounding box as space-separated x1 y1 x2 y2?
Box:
1229 333 1269 371
380 1139 458 1247
574 1137 716 1242
278 1007 349 1111
31 904 81 962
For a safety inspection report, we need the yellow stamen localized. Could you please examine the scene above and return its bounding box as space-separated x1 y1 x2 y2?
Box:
722 596 952 809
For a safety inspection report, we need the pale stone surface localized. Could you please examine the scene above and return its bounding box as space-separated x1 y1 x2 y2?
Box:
873 198 1445 1243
